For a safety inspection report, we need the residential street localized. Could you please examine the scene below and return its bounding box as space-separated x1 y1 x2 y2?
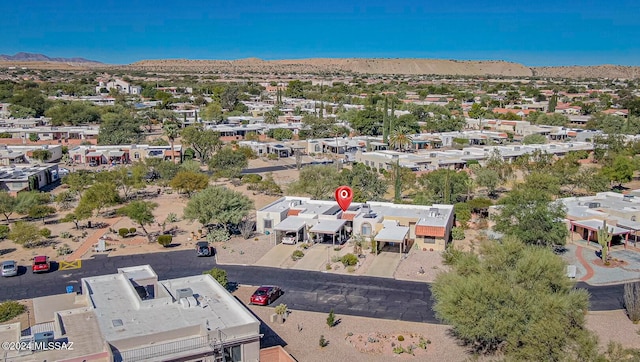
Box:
0 250 625 324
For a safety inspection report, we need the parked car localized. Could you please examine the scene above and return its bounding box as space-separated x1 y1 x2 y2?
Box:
250 286 283 306
1 260 17 277
32 256 50 273
196 241 211 257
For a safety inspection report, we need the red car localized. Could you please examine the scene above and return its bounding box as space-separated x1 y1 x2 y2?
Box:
32 256 50 273
250 286 283 306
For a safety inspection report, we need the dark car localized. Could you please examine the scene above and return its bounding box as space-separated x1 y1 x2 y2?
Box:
196 241 211 257
32 256 50 273
250 286 283 306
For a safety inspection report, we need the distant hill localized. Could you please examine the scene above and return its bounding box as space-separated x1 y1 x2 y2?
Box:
128 58 533 77
532 65 640 79
0 52 101 64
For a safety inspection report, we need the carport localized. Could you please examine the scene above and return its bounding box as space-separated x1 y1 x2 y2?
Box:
613 218 640 248
273 216 307 245
309 219 347 246
570 219 631 248
374 225 410 254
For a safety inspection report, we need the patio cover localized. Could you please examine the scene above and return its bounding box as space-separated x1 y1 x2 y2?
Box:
108 151 125 157
310 219 346 234
375 225 409 242
614 218 640 231
86 151 103 157
571 219 630 235
274 217 307 232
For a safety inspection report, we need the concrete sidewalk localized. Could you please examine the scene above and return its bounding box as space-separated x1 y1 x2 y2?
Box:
292 244 331 271
254 243 296 268
365 252 402 278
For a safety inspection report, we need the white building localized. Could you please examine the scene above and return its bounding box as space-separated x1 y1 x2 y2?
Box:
96 79 142 95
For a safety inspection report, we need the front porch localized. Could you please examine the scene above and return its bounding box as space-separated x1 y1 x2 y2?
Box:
569 219 632 249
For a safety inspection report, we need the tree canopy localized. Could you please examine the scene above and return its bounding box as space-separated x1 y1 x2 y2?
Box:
432 237 594 361
183 186 253 228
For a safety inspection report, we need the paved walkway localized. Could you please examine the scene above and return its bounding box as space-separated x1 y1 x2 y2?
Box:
568 242 640 285
65 218 122 262
292 244 331 271
365 252 402 278
253 243 296 267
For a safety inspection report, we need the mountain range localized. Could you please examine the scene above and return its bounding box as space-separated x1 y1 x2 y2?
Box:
0 52 101 63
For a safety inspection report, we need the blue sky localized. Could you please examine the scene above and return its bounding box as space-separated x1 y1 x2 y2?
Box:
3 0 640 66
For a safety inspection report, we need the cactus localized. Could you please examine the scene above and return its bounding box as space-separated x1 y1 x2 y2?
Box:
382 95 389 144
597 220 612 263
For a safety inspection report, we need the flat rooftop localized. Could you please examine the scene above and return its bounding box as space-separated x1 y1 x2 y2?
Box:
83 269 259 343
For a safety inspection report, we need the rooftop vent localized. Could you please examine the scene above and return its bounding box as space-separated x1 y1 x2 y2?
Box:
112 319 124 327
176 288 193 300
587 202 601 208
623 195 635 202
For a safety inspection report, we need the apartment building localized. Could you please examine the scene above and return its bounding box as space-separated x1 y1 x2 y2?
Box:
68 144 182 165
256 196 454 252
0 164 60 194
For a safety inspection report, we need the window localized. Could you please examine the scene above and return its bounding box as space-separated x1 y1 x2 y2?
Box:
134 152 140 159
264 219 272 229
361 223 372 236
223 345 242 362
423 237 436 244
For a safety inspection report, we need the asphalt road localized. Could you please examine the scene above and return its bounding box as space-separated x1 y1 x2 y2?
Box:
0 251 625 324
241 163 309 174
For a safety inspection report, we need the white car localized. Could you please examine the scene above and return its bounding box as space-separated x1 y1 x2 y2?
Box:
1 260 17 277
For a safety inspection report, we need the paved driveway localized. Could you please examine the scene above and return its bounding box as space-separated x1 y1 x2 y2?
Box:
292 244 331 271
253 243 296 267
365 252 402 278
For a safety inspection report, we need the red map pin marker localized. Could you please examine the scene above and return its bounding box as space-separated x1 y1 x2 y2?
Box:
335 186 353 212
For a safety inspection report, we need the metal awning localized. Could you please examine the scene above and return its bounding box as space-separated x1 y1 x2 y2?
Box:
310 219 346 234
375 226 409 242
274 217 308 232
86 152 103 157
109 151 125 157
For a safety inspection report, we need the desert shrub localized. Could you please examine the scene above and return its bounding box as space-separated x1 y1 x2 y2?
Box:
275 303 288 316
241 174 262 184
397 335 405 341
0 225 9 239
57 244 73 256
292 249 304 261
206 228 230 243
203 268 228 289
60 231 72 239
0 133 11 138
341 253 358 267
267 153 278 160
319 335 328 348
157 235 173 247
0 301 25 322
165 212 178 223
129 227 136 234
451 227 466 240
118 228 129 238
326 309 335 327
624 281 640 323
39 228 52 238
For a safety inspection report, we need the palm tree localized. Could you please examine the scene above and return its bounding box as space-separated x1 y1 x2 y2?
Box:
389 127 413 151
163 120 180 164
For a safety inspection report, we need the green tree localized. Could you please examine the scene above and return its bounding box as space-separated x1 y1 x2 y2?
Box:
81 182 120 215
28 205 56 223
45 101 101 126
0 191 17 223
181 125 222 163
10 88 46 117
431 237 593 361
208 147 248 179
8 221 42 248
267 128 293 141
162 120 180 164
98 107 143 145
169 171 210 196
417 169 470 204
200 101 223 123
350 107 384 136
117 201 158 237
8 104 36 119
522 133 547 145
493 184 567 246
285 80 305 98
62 171 94 199
30 149 52 162
388 127 413 151
301 114 335 138
601 155 636 187
203 267 228 289
472 166 500 196
184 186 254 229
62 203 93 229
340 163 388 202
288 165 341 200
